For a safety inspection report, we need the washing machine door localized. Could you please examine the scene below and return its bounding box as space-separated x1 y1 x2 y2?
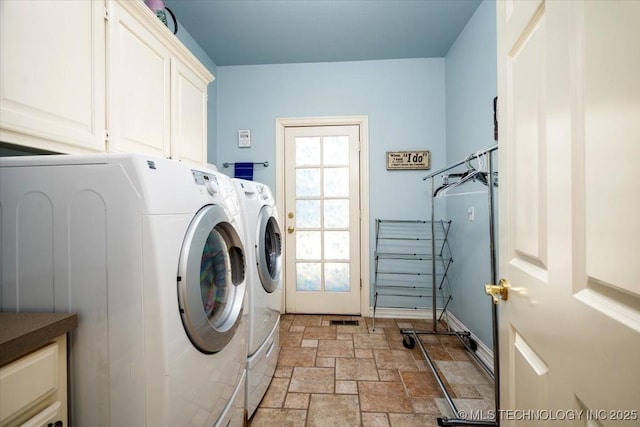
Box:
256 205 282 293
178 204 246 354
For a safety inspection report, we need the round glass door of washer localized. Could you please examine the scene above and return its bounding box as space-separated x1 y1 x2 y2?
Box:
178 204 246 354
256 205 282 293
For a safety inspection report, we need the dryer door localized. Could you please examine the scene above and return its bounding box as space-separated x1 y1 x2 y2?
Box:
256 205 282 293
178 204 246 354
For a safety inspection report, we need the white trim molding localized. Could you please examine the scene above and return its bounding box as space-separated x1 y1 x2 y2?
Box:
276 116 370 317
444 311 494 373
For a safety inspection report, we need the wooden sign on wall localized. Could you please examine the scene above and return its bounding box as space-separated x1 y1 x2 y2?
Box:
386 150 431 170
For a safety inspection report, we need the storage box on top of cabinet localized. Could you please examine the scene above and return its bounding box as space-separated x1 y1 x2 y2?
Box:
0 0 214 166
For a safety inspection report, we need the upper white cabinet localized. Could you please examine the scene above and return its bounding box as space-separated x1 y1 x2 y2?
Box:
107 0 172 159
0 0 214 166
108 1 212 165
171 59 209 167
0 0 106 153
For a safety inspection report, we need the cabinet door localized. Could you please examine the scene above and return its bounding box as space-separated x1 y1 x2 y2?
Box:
171 59 208 166
107 1 170 158
0 0 106 153
0 336 68 426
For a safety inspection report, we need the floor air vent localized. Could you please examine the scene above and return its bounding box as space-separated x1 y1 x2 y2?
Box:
329 320 359 326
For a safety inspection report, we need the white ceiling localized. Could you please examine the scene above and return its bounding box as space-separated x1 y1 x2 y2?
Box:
163 0 483 66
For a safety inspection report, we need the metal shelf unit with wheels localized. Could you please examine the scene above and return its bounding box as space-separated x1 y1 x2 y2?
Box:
372 219 453 331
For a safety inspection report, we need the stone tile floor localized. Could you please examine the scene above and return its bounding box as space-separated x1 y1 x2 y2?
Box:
249 314 495 427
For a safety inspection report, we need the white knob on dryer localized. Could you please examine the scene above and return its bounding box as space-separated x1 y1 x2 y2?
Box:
205 180 218 196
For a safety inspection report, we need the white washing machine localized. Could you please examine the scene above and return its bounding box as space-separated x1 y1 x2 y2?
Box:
0 153 248 427
232 179 282 418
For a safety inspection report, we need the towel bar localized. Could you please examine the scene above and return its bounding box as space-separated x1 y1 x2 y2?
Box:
222 161 269 168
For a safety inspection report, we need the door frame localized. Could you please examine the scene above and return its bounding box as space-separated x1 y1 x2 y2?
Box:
275 115 370 316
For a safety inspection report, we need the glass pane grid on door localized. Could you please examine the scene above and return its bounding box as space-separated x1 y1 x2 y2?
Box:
295 134 351 293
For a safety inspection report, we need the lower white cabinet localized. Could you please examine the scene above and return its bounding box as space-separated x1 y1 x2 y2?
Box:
0 336 68 427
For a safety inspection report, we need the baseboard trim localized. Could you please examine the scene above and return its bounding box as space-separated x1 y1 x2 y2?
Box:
444 312 495 374
370 307 494 374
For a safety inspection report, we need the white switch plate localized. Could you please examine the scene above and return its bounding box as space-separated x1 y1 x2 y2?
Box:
238 130 251 148
467 207 475 221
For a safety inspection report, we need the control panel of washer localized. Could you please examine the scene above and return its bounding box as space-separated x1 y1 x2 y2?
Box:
191 170 218 195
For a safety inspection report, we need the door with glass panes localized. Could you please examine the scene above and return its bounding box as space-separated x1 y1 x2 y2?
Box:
284 125 361 314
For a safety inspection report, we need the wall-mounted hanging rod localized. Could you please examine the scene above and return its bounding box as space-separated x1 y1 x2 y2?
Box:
222 161 269 168
423 144 498 181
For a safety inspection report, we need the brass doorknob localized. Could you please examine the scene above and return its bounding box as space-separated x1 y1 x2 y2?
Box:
485 279 509 304
287 226 295 234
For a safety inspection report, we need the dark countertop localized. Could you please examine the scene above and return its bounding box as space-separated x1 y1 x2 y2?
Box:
0 312 78 366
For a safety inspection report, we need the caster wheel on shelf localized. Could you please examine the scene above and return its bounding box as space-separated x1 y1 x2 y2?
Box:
462 335 478 352
402 335 416 349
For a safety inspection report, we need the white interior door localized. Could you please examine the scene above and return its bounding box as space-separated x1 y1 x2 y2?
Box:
284 125 361 314
497 0 640 422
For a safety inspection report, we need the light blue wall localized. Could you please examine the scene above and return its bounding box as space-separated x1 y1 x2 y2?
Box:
173 23 218 165
444 0 497 348
177 3 498 343
216 59 447 307
216 59 446 192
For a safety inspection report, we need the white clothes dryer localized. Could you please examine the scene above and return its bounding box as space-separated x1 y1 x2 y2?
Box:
233 179 282 418
0 154 248 427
